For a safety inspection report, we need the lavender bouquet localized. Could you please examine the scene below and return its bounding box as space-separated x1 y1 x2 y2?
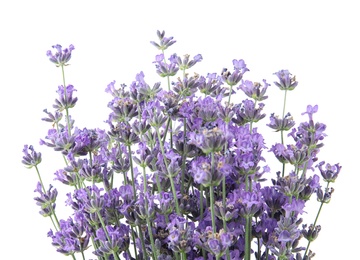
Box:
22 31 341 260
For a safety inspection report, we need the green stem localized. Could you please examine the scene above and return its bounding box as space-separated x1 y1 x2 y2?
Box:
209 185 217 234
142 166 156 259
156 128 180 214
282 89 287 119
181 118 187 194
127 146 137 200
303 183 329 258
130 226 138 259
200 185 204 221
34 165 60 230
245 216 252 260
96 212 120 260
61 64 72 136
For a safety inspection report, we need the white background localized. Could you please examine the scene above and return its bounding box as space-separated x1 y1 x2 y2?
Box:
1 1 358 259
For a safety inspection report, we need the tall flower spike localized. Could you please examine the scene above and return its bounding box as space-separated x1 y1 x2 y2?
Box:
46 44 75 67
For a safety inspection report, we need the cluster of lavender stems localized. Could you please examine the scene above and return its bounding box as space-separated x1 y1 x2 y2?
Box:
22 31 341 260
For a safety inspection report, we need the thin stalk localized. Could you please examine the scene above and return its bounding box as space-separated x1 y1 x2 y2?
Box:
200 185 204 221
61 64 72 136
181 252 187 260
303 183 329 258
142 166 157 259
209 185 217 234
244 216 252 260
244 173 252 260
156 128 180 214
210 152 217 234
96 212 120 260
181 118 187 194
34 165 60 230
130 226 138 259
127 146 137 200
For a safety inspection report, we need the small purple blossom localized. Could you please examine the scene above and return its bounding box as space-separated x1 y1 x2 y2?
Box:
273 69 298 90
46 44 75 67
317 161 341 183
22 145 42 168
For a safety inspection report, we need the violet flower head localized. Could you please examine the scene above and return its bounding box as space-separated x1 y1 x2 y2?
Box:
238 79 269 101
93 225 130 257
48 217 90 255
22 144 42 168
167 215 195 253
33 182 57 217
194 227 233 258
317 161 341 183
190 155 229 187
301 104 318 121
46 44 75 67
269 143 309 167
221 59 249 87
150 30 176 51
302 224 321 242
273 69 298 90
53 85 78 112
153 54 179 77
232 99 266 125
42 109 63 126
174 53 203 71
282 198 306 218
267 112 296 132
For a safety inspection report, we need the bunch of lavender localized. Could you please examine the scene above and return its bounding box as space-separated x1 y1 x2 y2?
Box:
22 31 341 260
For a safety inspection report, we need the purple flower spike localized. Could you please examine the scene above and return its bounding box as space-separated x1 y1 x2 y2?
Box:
46 44 75 67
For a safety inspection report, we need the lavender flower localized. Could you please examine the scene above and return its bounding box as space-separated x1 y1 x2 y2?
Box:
273 70 298 90
46 44 75 67
33 182 57 217
150 30 176 51
238 79 269 101
22 145 42 168
53 85 78 111
317 161 341 183
167 215 195 253
48 217 90 255
267 113 296 132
